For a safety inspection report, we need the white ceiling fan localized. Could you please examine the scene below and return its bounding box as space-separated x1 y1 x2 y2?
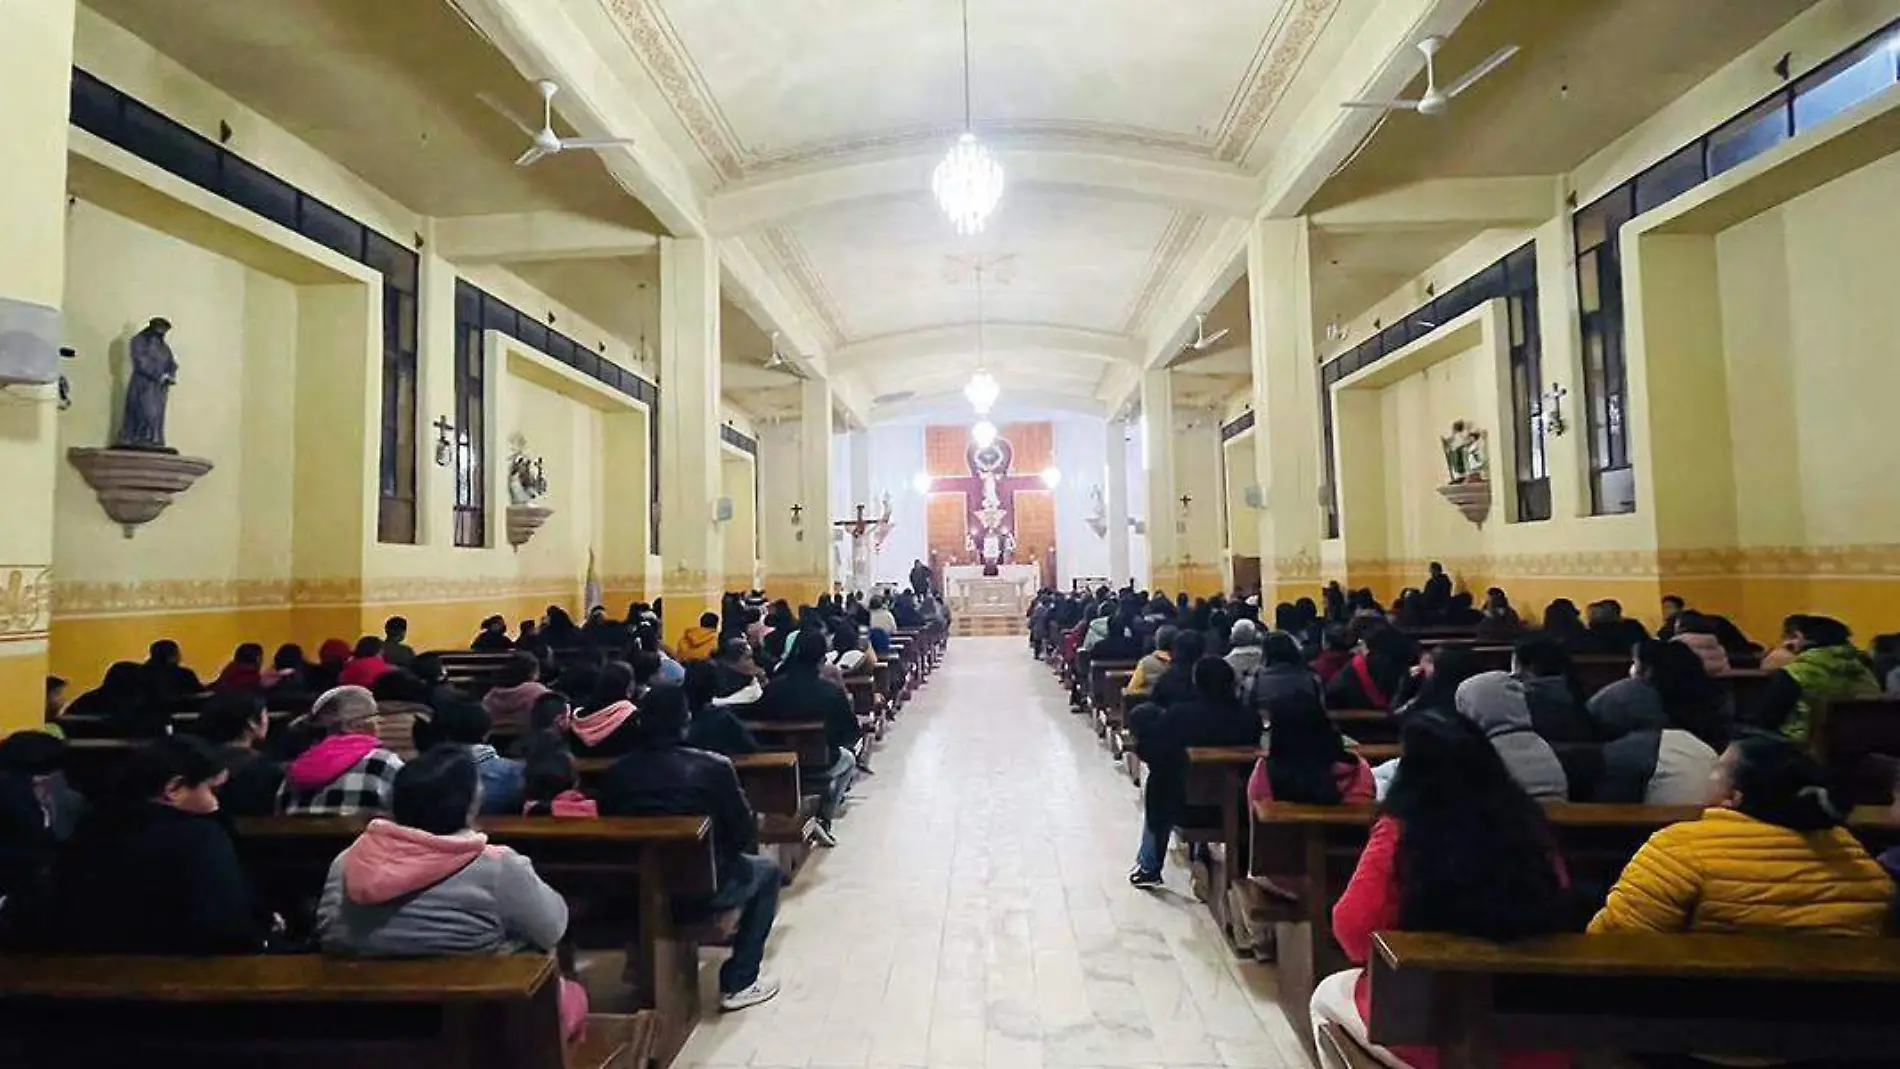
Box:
1342 36 1519 116
761 333 812 381
481 79 635 167
1181 314 1231 353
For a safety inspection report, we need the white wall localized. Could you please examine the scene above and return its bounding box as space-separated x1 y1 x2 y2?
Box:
1053 417 1111 588
865 424 928 584
1128 419 1150 587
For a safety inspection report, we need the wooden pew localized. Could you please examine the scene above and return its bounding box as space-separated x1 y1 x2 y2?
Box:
233 814 714 1067
740 719 831 772
1367 931 1900 1067
0 953 638 1069
575 751 815 876
427 650 519 695
1247 799 1900 1052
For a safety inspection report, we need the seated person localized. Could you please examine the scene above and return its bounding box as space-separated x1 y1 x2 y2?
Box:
1536 598 1586 646
1308 626 1354 686
266 643 317 701
1391 646 1480 722
315 745 586 1042
1311 712 1569 1069
1247 631 1324 719
1590 734 1890 934
711 637 767 704
1124 624 1177 697
1128 659 1259 888
1746 614 1881 742
310 638 352 693
338 636 394 689
1474 588 1523 642
566 663 642 758
1670 611 1732 675
471 614 515 652
683 661 760 757
141 639 205 711
41 735 266 955
481 652 551 736
278 686 405 816
520 735 597 817
1324 627 1412 712
760 628 860 847
1595 642 1728 805
44 675 67 724
433 702 524 815
1510 639 1592 743
1146 629 1207 710
211 643 269 695
64 661 165 737
594 685 782 1012
1567 599 1651 656
0 731 86 918
197 692 285 817
1247 691 1373 807
1452 672 1568 801
677 612 721 663
381 616 416 668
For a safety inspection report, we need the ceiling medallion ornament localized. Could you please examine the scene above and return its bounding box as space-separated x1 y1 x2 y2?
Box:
933 0 1004 234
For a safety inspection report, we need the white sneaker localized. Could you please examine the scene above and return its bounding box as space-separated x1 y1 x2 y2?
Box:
720 975 781 1012
810 823 839 848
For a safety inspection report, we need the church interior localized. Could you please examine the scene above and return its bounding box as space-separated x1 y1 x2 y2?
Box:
5 0 1900 1065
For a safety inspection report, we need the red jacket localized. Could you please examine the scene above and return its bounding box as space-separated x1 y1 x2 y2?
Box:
1333 817 1569 1069
1309 648 1352 685
338 655 392 689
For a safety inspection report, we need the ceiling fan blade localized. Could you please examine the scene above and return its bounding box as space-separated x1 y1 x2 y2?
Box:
1341 98 1419 110
559 136 638 151
1445 44 1519 98
1201 328 1232 348
513 145 551 168
480 93 540 137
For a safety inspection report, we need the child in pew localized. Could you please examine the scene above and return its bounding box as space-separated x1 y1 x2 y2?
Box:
37 735 269 956
314 744 588 1042
1589 734 1890 937
520 735 597 817
1311 713 1571 1069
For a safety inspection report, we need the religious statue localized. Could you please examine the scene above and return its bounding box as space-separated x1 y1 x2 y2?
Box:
1440 420 1488 484
116 318 178 452
872 492 894 552
507 433 549 506
1085 483 1107 538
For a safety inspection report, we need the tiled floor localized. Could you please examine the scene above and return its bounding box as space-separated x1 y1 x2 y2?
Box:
671 636 1310 1068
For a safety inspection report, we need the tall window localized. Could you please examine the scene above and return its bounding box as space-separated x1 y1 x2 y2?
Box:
452 283 489 547
1502 244 1550 522
1574 185 1637 514
369 236 419 543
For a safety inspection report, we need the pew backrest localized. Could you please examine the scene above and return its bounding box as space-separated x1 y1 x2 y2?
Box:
0 953 567 1069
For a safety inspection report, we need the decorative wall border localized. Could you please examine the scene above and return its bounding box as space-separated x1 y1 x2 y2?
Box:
51 576 586 618
1316 545 1900 583
0 567 54 641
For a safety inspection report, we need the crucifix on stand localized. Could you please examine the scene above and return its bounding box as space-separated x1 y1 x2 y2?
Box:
833 504 876 593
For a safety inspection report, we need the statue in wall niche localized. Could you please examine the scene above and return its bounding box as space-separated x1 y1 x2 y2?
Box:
1440 419 1489 485
507 432 549 506
116 318 178 452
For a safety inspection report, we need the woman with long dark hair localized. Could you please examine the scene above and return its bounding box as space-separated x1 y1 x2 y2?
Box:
1324 626 1413 712
1310 713 1568 1069
1247 691 1372 807
1592 735 1889 934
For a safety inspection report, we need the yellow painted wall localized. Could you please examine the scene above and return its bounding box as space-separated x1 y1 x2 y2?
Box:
721 451 758 587
1222 433 1259 558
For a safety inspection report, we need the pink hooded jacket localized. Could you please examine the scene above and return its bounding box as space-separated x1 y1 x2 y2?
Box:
284 734 382 790
569 700 636 747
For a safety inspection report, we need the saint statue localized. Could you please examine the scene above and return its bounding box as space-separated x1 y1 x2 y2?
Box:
1440 420 1488 484
116 318 178 452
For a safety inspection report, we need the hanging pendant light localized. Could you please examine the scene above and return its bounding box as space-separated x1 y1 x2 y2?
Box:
971 419 998 448
934 0 1003 235
962 263 1001 415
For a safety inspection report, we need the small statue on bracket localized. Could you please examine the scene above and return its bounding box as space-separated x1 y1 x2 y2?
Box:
1439 419 1488 485
507 433 549 506
116 317 178 452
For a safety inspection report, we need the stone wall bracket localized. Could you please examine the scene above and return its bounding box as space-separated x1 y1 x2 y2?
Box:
1436 480 1493 529
66 447 213 538
507 505 553 550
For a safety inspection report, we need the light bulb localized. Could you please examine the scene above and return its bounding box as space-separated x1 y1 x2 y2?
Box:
911 472 933 494
1040 466 1061 488
971 420 998 448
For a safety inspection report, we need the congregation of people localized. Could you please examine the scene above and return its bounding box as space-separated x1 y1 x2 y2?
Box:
1 586 950 1030
1034 564 1900 1068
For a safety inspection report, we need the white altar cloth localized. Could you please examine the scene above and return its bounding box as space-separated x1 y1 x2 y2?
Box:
944 564 1038 616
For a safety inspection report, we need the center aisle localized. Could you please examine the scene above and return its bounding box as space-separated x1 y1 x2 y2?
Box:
674 636 1308 1068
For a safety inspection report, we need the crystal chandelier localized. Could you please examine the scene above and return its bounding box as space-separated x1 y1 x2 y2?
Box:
971 420 998 448
963 369 999 415
933 0 1003 235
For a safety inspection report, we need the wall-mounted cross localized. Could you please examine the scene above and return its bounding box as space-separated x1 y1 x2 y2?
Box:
1178 493 1193 511
789 503 804 524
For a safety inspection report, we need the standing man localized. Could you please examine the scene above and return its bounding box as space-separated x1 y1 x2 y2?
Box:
908 558 933 597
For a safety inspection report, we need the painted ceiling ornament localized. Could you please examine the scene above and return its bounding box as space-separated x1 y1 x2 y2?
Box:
507 432 549 506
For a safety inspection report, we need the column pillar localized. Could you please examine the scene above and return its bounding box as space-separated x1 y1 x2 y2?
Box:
759 379 832 608
1140 370 1179 592
0 0 76 732
1105 418 1131 586
1247 217 1325 605
658 237 723 646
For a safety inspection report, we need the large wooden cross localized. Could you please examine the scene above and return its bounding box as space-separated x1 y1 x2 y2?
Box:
921 467 1043 566
832 503 875 540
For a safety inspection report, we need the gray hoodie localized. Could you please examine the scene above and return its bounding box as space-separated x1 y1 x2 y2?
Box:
316 819 568 958
1454 672 1569 801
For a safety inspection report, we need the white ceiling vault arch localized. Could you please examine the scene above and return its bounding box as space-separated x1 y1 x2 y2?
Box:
453 0 1484 421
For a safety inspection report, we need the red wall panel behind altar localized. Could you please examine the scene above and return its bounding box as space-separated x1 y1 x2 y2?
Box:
921 422 1056 572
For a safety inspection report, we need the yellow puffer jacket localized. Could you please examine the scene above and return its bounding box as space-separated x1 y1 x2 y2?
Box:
1588 808 1893 935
